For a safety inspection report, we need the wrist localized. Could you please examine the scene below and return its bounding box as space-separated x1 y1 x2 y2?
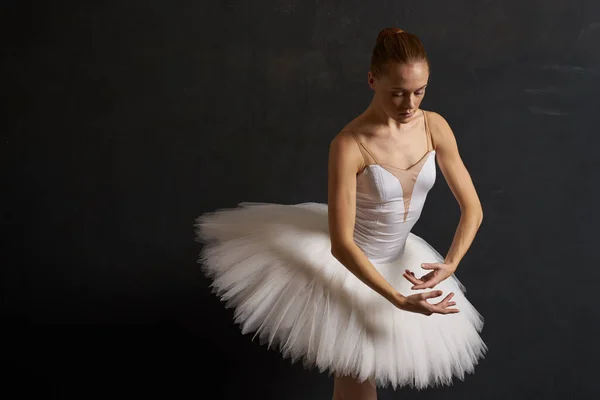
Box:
390 291 407 308
444 259 458 272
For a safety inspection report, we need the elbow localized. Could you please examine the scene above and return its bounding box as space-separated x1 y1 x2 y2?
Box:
330 244 344 261
330 242 353 262
475 208 484 226
462 204 483 225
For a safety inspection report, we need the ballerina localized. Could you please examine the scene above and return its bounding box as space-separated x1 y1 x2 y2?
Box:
196 27 487 400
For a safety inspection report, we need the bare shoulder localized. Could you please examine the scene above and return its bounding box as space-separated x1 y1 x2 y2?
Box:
328 117 369 176
424 110 457 152
423 110 482 214
329 130 363 167
331 113 370 151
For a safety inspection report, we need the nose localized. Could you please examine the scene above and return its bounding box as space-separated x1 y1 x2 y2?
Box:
404 95 416 109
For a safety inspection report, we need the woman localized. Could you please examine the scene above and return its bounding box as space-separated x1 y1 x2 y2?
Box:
196 28 487 399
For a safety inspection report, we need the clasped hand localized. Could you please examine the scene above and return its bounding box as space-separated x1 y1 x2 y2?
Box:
399 262 459 316
403 262 456 290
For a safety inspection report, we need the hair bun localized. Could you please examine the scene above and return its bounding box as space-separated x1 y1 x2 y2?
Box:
376 28 405 43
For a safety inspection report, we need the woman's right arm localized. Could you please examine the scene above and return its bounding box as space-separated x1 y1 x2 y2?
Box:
327 132 407 308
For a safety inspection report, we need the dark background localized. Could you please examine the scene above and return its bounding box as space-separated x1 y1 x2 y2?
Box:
3 0 600 398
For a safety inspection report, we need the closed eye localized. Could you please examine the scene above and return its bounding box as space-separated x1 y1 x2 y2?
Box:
393 91 424 97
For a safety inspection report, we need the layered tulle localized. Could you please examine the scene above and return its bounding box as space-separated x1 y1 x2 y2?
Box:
195 202 487 389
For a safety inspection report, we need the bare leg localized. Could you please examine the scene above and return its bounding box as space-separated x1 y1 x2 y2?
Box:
332 374 377 400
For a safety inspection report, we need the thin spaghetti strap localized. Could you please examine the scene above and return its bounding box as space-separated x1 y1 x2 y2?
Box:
422 110 435 151
349 131 379 165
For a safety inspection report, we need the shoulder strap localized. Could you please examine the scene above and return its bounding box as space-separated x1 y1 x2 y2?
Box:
350 132 379 165
422 110 435 151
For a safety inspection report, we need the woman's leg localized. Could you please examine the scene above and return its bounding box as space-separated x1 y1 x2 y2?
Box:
332 374 377 400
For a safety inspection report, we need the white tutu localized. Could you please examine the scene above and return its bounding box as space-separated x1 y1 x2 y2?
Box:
195 202 487 389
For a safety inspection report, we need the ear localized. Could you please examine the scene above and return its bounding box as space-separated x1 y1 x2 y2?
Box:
367 72 376 90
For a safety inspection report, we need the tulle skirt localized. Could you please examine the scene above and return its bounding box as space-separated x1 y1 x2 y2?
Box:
194 202 487 389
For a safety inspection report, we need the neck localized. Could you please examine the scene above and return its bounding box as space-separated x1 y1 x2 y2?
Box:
364 101 415 132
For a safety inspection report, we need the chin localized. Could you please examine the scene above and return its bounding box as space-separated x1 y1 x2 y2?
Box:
395 112 415 122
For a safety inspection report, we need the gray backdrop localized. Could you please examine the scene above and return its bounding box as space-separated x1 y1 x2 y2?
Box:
3 0 600 398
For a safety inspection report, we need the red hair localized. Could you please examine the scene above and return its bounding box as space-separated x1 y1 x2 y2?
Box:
370 28 430 77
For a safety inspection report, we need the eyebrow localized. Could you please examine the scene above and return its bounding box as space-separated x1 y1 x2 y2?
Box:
391 85 428 90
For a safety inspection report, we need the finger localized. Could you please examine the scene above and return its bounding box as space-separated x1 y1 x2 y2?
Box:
404 269 418 278
435 293 455 307
413 271 442 288
403 273 423 285
421 263 438 270
404 270 425 283
412 283 435 290
418 271 436 281
419 290 443 300
442 308 460 314
442 292 455 302
433 305 460 314
410 272 435 289
412 278 441 290
412 283 433 290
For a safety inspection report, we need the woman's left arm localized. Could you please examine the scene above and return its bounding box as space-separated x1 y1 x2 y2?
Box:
404 112 483 289
429 111 483 270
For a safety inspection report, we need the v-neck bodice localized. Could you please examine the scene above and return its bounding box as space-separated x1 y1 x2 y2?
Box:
349 110 437 263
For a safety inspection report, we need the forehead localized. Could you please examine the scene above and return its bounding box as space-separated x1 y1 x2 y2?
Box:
382 62 429 89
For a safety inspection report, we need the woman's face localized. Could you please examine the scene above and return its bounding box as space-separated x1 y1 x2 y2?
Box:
369 61 430 123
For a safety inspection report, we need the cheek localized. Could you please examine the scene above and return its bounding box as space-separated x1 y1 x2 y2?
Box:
390 96 403 106
411 95 425 107
377 93 396 107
